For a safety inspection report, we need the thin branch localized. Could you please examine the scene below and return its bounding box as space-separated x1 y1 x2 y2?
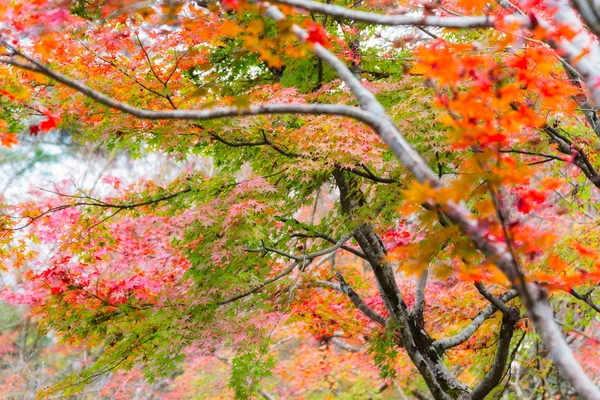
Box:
542 125 600 188
498 148 565 163
355 164 398 183
336 272 387 326
211 131 397 184
246 230 358 262
8 188 192 231
305 280 342 291
290 232 366 259
475 282 511 314
135 32 166 86
569 288 600 313
433 289 518 352
218 260 301 305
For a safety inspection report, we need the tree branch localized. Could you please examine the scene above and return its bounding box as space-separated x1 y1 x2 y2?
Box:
290 232 366 259
3 2 598 396
336 272 387 326
433 289 518 352
331 337 362 352
218 260 302 305
412 267 429 327
542 125 600 188
471 306 520 400
540 0 600 108
270 0 523 28
569 288 600 313
0 53 378 128
475 282 511 314
8 188 192 230
246 231 358 262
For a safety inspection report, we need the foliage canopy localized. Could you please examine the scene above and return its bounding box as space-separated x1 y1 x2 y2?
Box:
1 0 600 398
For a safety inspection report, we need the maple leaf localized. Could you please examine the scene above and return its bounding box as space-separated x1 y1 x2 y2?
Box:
39 117 57 132
305 22 329 47
0 133 18 148
221 0 240 10
29 124 41 136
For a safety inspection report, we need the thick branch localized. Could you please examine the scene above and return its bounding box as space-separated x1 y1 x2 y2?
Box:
412 267 429 327
331 337 362 352
541 0 600 108
270 0 523 28
563 64 600 140
572 0 600 37
0 55 377 127
471 306 520 400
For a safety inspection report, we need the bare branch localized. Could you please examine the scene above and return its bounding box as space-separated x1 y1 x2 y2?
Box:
7 188 192 231
305 280 342 291
571 0 600 42
135 32 166 86
542 125 600 188
247 231 357 263
290 232 366 259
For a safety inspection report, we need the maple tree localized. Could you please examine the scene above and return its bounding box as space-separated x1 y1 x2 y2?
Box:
1 0 600 398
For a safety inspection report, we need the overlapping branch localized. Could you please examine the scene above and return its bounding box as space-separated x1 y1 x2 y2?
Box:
218 260 302 305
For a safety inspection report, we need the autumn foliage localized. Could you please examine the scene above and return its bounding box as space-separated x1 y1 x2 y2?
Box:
1 0 600 398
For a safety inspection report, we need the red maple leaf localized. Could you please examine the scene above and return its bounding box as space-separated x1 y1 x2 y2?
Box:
305 22 329 47
29 124 40 136
39 117 57 132
39 109 60 132
221 0 239 10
